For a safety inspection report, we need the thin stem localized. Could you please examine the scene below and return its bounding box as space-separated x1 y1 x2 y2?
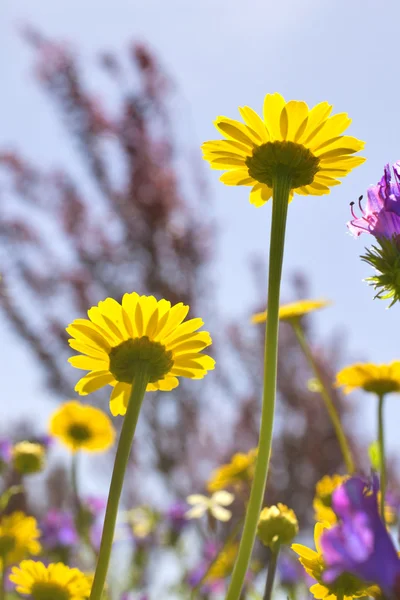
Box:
378 393 386 520
89 369 149 600
225 170 291 600
292 322 355 474
71 452 81 514
190 519 243 599
263 546 280 600
0 561 5 600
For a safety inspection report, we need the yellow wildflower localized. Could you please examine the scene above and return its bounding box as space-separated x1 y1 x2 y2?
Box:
202 93 365 207
67 294 215 416
207 448 257 492
252 298 331 324
206 542 238 581
49 401 115 453
335 362 400 395
313 474 349 524
10 560 91 600
0 512 41 565
12 442 45 475
257 503 298 550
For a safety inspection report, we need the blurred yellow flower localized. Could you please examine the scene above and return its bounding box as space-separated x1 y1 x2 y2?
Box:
257 503 298 550
292 522 375 600
0 512 41 565
185 491 234 522
202 93 365 207
10 560 91 600
252 299 331 324
67 293 215 416
206 542 239 581
207 448 257 492
12 442 45 475
335 362 400 395
49 401 115 453
124 506 158 539
313 474 349 524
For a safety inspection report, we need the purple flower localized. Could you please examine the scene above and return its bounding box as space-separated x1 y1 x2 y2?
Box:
0 440 12 471
278 553 304 587
165 501 188 532
348 162 400 239
320 475 400 596
40 509 78 549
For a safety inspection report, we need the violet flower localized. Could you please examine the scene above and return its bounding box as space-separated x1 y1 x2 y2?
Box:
40 509 78 549
165 501 188 533
320 475 400 597
0 440 12 472
278 553 304 587
348 162 400 239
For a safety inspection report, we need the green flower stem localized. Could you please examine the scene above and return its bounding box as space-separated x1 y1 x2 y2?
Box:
377 393 386 520
0 560 5 600
89 369 149 600
263 546 280 600
71 452 81 514
292 322 355 474
225 170 291 600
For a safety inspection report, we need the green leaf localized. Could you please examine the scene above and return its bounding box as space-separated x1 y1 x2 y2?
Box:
368 440 381 471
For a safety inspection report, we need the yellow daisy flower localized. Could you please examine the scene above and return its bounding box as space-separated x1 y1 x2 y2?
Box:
12 442 45 475
67 293 215 416
207 448 257 492
292 523 375 600
10 560 91 600
185 491 234 522
313 475 349 524
335 361 400 395
252 298 331 324
0 512 41 565
202 93 365 207
49 401 115 453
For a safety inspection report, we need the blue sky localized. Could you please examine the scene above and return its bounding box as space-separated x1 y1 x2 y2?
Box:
1 0 400 457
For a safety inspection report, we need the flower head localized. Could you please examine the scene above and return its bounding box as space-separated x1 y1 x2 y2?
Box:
313 475 350 525
10 560 91 600
40 510 78 550
125 506 158 540
67 294 215 416
185 491 234 522
257 503 298 551
0 512 41 565
320 475 400 597
12 442 45 475
202 93 365 207
348 163 400 305
207 448 257 492
278 553 305 588
335 362 400 395
292 522 374 600
49 401 115 453
252 299 331 325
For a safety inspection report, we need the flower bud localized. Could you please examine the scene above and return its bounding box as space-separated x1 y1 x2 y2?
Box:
257 503 298 552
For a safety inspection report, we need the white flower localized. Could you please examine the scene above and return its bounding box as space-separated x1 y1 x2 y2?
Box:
185 491 234 522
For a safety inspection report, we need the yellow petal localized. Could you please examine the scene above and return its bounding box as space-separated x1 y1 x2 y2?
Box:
314 136 365 158
68 355 108 371
212 491 234 506
211 505 232 521
75 371 115 395
208 156 248 170
238 106 269 142
298 101 333 144
202 139 251 156
308 113 352 151
310 584 329 599
67 323 111 353
68 339 106 360
249 183 273 207
280 100 309 141
263 93 286 141
109 382 131 416
219 169 254 186
313 173 341 187
291 544 318 560
214 117 260 146
156 303 189 340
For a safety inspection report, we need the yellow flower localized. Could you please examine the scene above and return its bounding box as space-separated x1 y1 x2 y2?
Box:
0 512 41 565
12 442 45 475
257 503 298 550
67 293 215 416
124 506 158 539
206 542 238 581
335 361 400 395
292 522 374 600
207 448 257 492
185 491 234 522
10 560 91 600
252 299 331 324
202 93 365 207
49 401 115 453
313 474 349 524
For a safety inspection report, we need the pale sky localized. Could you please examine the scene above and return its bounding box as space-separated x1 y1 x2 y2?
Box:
1 0 400 462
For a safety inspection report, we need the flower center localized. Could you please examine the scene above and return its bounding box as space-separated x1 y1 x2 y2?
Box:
109 336 174 384
31 582 70 600
246 141 320 188
364 378 400 395
68 423 92 442
0 534 16 557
